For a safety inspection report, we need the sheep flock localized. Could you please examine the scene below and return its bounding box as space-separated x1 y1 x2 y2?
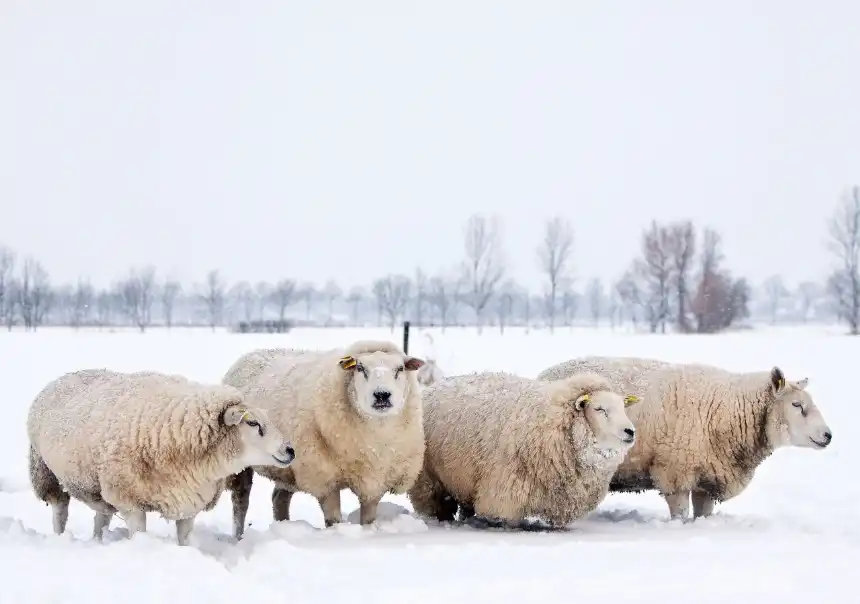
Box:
25 338 834 547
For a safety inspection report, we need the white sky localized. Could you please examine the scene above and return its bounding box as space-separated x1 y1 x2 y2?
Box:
2 0 859 292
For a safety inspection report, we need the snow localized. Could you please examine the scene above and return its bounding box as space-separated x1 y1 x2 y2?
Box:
1 325 856 602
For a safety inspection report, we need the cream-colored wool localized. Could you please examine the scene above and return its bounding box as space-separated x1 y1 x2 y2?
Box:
222 339 426 538
27 368 294 545
537 356 834 520
406 371 638 527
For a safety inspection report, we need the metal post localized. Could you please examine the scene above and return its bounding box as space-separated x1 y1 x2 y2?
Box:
403 321 411 354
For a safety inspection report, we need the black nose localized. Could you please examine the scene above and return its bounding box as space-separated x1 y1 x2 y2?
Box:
624 428 635 438
823 431 832 443
374 390 391 403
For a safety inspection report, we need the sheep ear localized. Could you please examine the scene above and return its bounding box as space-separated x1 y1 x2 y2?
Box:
770 366 786 394
223 406 249 426
794 377 809 390
574 393 590 411
404 357 425 371
624 395 640 407
339 355 357 370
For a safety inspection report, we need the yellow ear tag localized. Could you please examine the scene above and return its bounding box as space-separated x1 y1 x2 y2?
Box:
578 394 590 403
240 410 250 423
624 395 640 406
778 378 785 390
339 356 357 369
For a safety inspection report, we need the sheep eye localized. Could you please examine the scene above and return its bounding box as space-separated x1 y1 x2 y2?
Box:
791 401 802 409
246 420 259 427
395 366 404 378
355 363 366 377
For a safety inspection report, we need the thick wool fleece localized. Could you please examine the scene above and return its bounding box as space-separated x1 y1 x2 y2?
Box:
537 356 801 518
222 339 424 534
27 369 249 521
407 371 626 527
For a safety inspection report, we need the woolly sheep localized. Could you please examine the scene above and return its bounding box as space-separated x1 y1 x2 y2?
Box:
27 368 295 545
406 371 640 528
536 356 834 520
222 340 426 538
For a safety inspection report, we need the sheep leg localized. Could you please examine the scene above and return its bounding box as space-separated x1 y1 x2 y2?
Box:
51 494 70 535
358 494 383 525
692 490 715 518
28 445 70 535
663 491 691 521
175 517 195 546
121 509 147 537
93 512 112 540
272 487 293 522
227 468 253 539
458 502 476 521
318 490 342 527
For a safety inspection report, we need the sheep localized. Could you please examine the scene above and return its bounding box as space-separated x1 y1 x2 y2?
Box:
536 356 834 520
27 368 295 545
222 339 426 538
406 371 640 528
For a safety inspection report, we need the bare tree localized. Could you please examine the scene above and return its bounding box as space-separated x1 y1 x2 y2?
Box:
269 279 297 325
413 268 428 326
666 220 696 332
586 278 603 326
762 274 788 324
537 216 574 332
495 280 517 334
298 282 316 322
0 246 15 329
796 281 821 323
373 275 411 330
690 228 748 333
95 288 116 329
18 257 52 331
161 279 182 329
321 280 342 324
228 282 256 325
345 286 365 326
826 185 860 334
615 271 642 329
428 275 457 331
629 221 672 333
254 281 271 321
68 278 94 329
462 214 505 332
117 265 157 332
198 269 226 330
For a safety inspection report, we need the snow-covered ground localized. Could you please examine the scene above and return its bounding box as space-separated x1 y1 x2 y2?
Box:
1 325 855 602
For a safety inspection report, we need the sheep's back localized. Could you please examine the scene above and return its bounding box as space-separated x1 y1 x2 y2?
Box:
422 373 532 485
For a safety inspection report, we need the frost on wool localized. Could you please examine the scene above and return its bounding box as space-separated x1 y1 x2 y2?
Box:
27 368 294 545
222 339 426 539
407 370 639 528
537 355 834 520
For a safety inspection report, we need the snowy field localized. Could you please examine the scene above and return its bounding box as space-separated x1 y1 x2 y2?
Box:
1 325 856 602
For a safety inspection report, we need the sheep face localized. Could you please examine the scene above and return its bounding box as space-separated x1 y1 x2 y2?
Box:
339 351 425 418
769 367 832 450
575 390 639 451
223 405 296 467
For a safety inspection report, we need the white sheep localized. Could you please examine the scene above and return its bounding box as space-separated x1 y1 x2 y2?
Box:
222 339 426 538
537 356 834 520
27 368 295 545
406 371 640 528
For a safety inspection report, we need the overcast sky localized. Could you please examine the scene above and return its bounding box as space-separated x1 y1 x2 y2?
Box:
2 0 859 292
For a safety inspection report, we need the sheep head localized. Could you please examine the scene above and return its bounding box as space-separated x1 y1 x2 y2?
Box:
222 404 295 468
339 351 424 418
768 366 832 450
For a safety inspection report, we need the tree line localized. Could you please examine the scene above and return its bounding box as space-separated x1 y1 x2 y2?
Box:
1 188 859 334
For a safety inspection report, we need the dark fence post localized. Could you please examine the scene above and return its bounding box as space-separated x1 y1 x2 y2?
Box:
403 321 410 354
